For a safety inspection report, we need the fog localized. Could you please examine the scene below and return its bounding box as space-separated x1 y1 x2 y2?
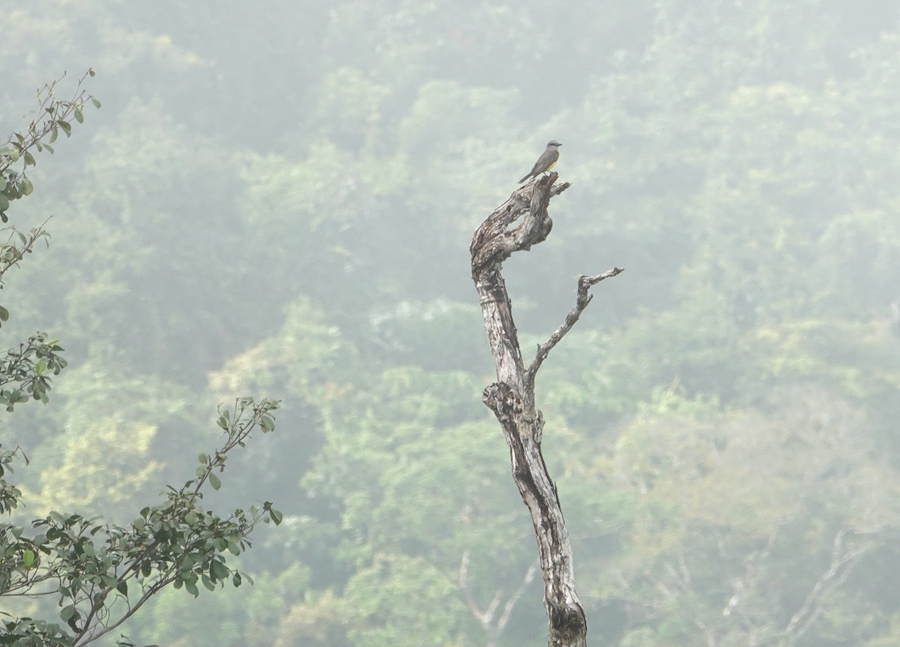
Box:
2 1 900 645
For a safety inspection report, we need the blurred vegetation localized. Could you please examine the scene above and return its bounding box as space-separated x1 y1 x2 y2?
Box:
2 0 900 645
0 67 284 647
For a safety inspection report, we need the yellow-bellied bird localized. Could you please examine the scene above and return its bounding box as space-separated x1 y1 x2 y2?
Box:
518 140 561 183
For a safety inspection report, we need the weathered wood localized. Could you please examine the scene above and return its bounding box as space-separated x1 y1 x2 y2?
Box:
470 172 623 647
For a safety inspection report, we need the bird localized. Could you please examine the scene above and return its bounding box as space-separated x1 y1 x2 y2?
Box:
518 140 562 183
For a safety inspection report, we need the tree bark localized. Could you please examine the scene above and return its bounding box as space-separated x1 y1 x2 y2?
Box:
470 172 623 647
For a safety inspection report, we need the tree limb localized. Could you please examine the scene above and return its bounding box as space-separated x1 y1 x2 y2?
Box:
525 269 624 392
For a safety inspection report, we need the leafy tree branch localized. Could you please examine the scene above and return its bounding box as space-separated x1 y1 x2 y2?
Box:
1 398 282 647
0 69 100 222
0 74 283 647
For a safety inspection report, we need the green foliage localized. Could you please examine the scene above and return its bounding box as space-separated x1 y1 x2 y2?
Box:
1 397 281 646
0 69 97 332
5 1 900 646
343 554 473 647
0 70 99 224
573 387 900 647
0 446 26 516
0 333 66 411
0 75 282 647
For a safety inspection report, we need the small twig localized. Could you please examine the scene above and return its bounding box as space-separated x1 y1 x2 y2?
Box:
525 268 624 390
0 69 96 175
75 578 170 647
0 219 51 285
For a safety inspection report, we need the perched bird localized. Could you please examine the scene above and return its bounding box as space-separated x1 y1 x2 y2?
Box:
518 140 562 183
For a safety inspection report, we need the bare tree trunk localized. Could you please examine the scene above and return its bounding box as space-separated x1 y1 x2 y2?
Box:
470 172 623 647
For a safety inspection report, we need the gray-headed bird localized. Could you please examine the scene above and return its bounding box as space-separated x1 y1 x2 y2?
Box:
518 140 562 183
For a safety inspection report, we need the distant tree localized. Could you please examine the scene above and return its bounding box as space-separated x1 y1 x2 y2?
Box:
469 171 622 647
0 73 282 647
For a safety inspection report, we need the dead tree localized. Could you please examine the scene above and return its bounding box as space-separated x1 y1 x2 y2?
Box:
470 172 623 647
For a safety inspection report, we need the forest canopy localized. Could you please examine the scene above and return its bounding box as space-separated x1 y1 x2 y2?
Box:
2 1 900 646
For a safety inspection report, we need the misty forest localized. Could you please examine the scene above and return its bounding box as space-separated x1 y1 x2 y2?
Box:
3 0 900 646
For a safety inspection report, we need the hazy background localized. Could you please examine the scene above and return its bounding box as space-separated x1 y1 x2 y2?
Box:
3 0 900 645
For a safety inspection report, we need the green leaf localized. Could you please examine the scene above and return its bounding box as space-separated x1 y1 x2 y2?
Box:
210 559 229 580
23 152 35 167
20 177 32 196
60 605 76 622
269 507 283 525
185 579 199 597
0 306 9 322
92 97 101 108
198 453 207 464
58 121 72 138
22 549 35 568
0 194 8 211
209 473 221 490
74 108 84 124
117 580 128 596
202 574 215 591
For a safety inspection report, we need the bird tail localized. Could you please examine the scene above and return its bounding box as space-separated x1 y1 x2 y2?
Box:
518 174 531 184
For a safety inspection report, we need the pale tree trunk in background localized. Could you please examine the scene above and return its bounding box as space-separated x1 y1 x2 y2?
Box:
459 550 538 647
470 172 623 647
